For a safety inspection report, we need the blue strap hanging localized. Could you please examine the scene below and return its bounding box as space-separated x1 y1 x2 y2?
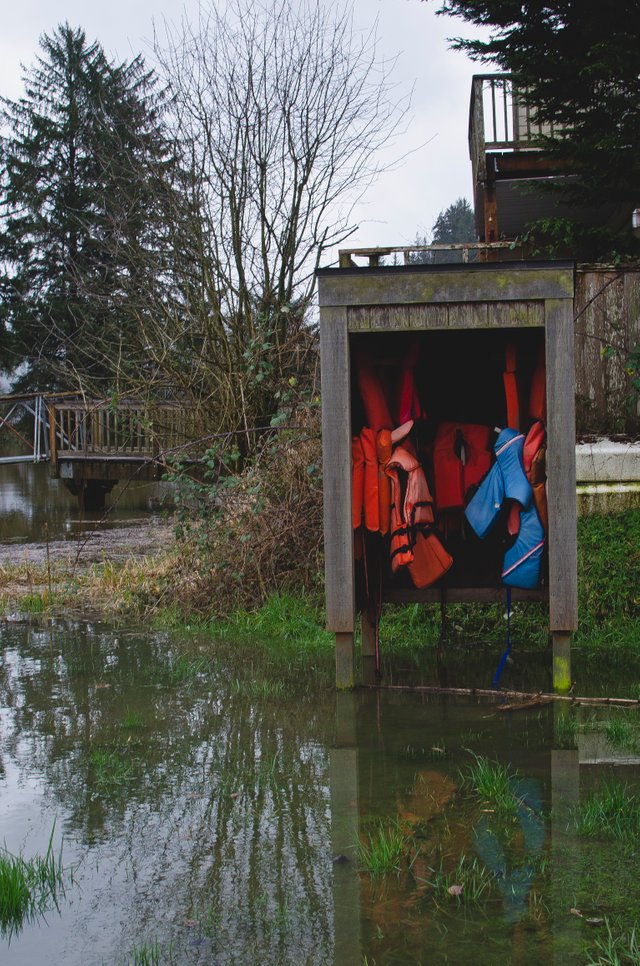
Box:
492 588 512 689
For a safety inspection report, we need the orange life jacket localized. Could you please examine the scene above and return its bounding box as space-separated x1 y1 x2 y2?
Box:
376 429 393 536
529 345 547 422
385 440 452 588
396 342 423 425
351 436 365 530
503 342 520 430
353 348 393 431
360 427 380 532
433 422 493 511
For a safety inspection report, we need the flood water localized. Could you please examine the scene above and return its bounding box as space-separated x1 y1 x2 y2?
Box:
2 617 640 964
0 461 168 545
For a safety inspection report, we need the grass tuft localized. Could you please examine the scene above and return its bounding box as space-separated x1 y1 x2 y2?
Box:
459 754 519 814
90 749 134 787
357 820 409 876
604 718 636 750
421 854 495 904
0 829 68 937
585 917 640 965
121 711 146 730
576 781 640 841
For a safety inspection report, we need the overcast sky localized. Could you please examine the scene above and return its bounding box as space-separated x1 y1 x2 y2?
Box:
0 0 487 262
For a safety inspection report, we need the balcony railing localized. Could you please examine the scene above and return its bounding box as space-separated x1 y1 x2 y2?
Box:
469 74 563 183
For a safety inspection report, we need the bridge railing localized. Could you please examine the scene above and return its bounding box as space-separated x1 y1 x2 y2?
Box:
48 399 201 463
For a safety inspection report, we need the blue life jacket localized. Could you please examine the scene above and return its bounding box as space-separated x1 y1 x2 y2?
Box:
465 428 544 590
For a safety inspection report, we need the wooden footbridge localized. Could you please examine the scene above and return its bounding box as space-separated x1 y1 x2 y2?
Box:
0 394 198 508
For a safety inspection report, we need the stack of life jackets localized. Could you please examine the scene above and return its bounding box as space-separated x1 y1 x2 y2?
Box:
352 421 453 589
351 345 452 590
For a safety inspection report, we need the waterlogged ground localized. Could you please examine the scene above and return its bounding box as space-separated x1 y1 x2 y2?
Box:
1 618 640 964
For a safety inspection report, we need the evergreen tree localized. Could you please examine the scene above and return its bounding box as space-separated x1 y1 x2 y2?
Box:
0 24 171 391
410 197 475 263
431 197 475 246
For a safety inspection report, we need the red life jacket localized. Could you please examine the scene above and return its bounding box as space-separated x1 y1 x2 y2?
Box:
433 422 493 512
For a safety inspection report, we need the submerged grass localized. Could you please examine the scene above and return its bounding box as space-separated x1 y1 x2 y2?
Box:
576 781 640 841
357 820 410 876
585 918 640 965
0 830 68 937
90 748 134 787
421 854 495 904
130 939 174 965
604 718 637 750
121 710 146 730
459 754 519 815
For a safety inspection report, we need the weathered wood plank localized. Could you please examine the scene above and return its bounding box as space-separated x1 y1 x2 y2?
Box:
346 300 544 332
546 296 578 634
319 306 355 634
318 264 574 308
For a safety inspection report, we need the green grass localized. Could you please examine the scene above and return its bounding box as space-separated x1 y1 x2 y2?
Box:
90 748 134 787
357 820 410 876
16 592 50 614
209 592 333 651
605 718 636 750
576 509 640 652
585 918 640 965
142 652 213 686
0 830 68 937
554 711 578 749
459 754 519 815
576 781 640 841
231 677 286 699
421 854 495 904
130 940 174 965
121 710 146 730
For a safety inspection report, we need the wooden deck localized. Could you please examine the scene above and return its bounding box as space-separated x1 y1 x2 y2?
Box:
46 398 200 506
468 74 628 244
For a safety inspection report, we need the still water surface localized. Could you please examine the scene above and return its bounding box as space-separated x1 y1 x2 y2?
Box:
0 462 166 544
2 618 640 964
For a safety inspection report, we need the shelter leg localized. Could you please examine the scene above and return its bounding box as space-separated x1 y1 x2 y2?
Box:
552 632 572 693
335 633 355 690
330 692 361 964
361 610 377 686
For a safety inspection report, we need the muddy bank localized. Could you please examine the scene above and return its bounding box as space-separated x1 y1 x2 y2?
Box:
0 517 175 570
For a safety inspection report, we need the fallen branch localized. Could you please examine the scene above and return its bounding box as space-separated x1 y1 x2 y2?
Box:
362 683 640 708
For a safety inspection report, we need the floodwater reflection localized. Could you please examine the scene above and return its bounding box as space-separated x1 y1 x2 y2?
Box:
1 618 640 964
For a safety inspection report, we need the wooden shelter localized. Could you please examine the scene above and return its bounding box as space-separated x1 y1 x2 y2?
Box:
318 259 577 691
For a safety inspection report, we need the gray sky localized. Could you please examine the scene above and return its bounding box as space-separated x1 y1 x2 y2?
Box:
0 0 485 261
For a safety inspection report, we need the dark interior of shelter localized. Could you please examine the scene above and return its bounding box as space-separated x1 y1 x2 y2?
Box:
349 327 548 603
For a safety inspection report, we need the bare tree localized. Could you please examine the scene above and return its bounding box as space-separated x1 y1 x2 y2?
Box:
118 0 408 442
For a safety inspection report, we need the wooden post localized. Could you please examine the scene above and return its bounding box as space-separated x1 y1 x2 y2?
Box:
484 181 498 243
546 296 578 691
551 703 580 962
330 692 361 963
361 609 377 686
319 303 356 688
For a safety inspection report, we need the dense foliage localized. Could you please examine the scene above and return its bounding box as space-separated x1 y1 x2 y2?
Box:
0 24 171 392
431 1 640 257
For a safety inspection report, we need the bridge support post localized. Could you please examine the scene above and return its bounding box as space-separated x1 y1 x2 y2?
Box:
65 479 117 512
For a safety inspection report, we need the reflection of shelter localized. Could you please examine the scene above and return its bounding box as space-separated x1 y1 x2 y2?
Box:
329 692 577 963
318 261 577 690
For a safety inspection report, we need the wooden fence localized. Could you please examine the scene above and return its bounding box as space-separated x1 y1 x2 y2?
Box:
574 267 640 435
